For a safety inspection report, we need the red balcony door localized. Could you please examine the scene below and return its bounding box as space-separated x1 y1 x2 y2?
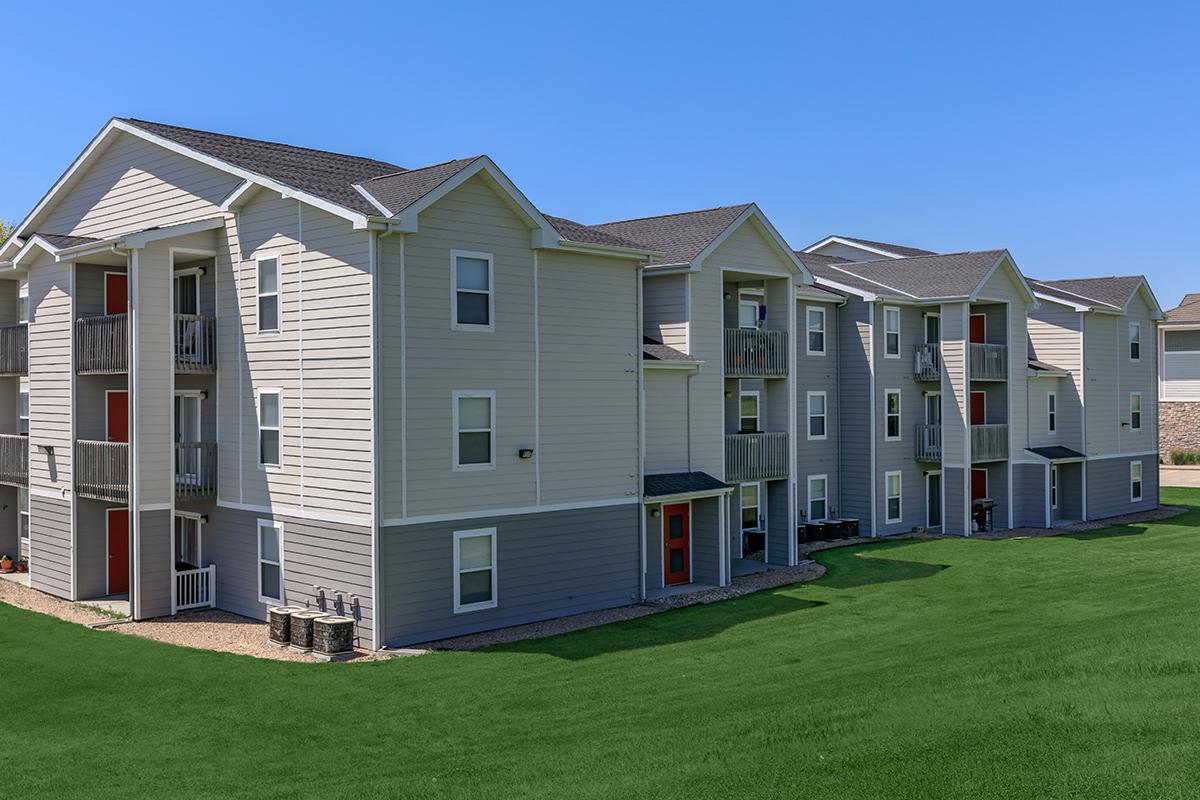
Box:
969 313 986 344
104 273 128 315
971 469 989 502
106 391 129 443
970 391 986 426
662 503 691 586
106 508 129 595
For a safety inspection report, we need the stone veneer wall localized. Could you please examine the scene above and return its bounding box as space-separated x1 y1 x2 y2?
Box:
1160 401 1200 462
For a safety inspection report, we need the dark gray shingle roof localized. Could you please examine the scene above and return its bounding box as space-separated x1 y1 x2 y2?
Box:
810 250 1009 300
644 472 730 498
1162 294 1200 325
642 336 694 362
34 232 100 248
355 158 480 216
545 215 652 251
1028 276 1145 311
593 204 752 266
808 235 936 258
1027 446 1086 461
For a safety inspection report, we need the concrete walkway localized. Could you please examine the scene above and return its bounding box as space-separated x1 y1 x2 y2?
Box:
1162 467 1200 488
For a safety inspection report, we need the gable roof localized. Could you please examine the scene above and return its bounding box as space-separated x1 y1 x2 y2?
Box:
544 215 653 251
806 249 1020 301
593 205 753 267
1029 276 1161 318
1160 293 1200 325
642 336 695 363
353 157 481 216
805 235 936 259
33 232 99 249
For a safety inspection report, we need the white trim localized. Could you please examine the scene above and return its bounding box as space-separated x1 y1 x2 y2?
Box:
806 390 827 441
1050 464 1059 510
805 305 827 356
883 306 901 357
256 519 285 605
218 180 256 212
255 387 283 469
452 390 496 471
255 252 281 334
1130 460 1144 503
453 527 498 613
1129 321 1142 362
737 299 760 329
385 497 639 527
812 275 879 302
968 252 1039 306
884 470 902 524
533 250 540 506
739 389 761 432
884 388 902 441
1129 391 1143 431
217 499 372 527
644 488 733 505
868 303 877 535
1087 450 1160 461
803 235 908 260
692 205 810 279
352 183 394 216
923 312 941 344
806 474 828 522
1047 390 1057 434
450 250 495 332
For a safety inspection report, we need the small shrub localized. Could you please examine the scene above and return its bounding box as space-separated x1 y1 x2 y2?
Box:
1171 450 1200 465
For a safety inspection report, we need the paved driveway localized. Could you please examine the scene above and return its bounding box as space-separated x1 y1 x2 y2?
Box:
1162 467 1200 488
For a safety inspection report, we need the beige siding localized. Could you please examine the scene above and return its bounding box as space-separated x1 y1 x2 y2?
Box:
976 260 1033 464
703 219 794 278
940 302 969 466
1119 292 1158 456
29 252 73 490
133 240 175 505
644 369 690 474
1084 314 1120 455
1028 301 1084 452
686 262 729 479
643 273 688 350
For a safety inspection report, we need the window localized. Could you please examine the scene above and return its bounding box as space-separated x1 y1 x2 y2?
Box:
885 390 901 441
806 307 826 355
257 389 282 468
174 514 202 570
17 488 28 542
739 391 760 433
885 471 902 523
256 255 280 333
1050 465 1059 510
924 313 940 344
883 307 900 358
807 391 827 440
741 483 761 531
808 475 828 521
454 528 497 612
257 520 283 603
452 251 493 329
1047 391 1057 433
738 300 760 329
1129 322 1141 361
1130 461 1143 502
1130 392 1142 431
18 390 28 436
17 279 28 324
453 391 495 469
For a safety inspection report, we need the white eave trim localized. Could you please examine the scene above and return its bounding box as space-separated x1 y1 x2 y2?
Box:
803 235 907 259
968 251 1039 306
643 487 734 504
643 359 704 370
52 216 228 261
692 205 812 280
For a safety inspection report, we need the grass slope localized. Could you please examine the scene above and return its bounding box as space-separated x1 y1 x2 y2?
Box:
3 489 1200 799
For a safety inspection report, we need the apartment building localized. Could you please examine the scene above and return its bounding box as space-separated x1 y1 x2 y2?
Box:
1158 294 1200 459
0 119 1162 649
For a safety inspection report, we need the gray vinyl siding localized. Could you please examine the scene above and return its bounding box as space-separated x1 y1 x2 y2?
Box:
644 369 690 474
37 130 241 239
75 263 125 319
1087 456 1159 519
75 497 117 599
1028 301 1084 451
975 261 1033 468
1165 330 1200 351
1012 463 1046 528
203 504 377 648
837 297 873 525
874 303 925 535
941 303 969 534
30 495 72 599
686 261 730 481
137 509 172 617
1054 462 1084 522
644 505 663 591
0 487 16 567
943 466 967 535
381 504 640 646
797 299 840 518
766 478 790 563
1084 298 1159 458
976 461 1008 529
28 252 73 490
643 273 688 351
691 496 722 583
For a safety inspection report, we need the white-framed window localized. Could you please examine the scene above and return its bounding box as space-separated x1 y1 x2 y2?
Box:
17 279 28 324
17 487 28 541
257 520 284 604
18 390 28 436
806 306 826 355
807 391 827 440
808 474 828 521
883 306 900 358
257 389 282 468
453 527 497 612
256 253 280 333
451 250 494 330
1129 322 1141 361
739 390 760 433
1047 391 1057 434
1130 392 1142 431
174 513 203 569
923 313 940 344
885 470 902 523
740 483 762 531
738 300 760 329
885 389 901 441
453 390 495 470
1130 461 1143 502
1050 465 1059 510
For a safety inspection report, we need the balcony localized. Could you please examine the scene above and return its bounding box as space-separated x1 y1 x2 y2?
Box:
175 442 218 500
969 343 1007 381
724 328 788 378
0 324 28 376
725 432 789 482
0 434 28 487
914 343 940 381
75 440 129 503
915 424 941 461
76 314 216 374
175 565 217 611
971 424 1009 462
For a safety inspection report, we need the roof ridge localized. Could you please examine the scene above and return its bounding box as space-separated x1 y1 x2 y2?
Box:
845 248 1006 267
360 156 481 184
824 264 917 298
1029 279 1118 309
594 203 752 228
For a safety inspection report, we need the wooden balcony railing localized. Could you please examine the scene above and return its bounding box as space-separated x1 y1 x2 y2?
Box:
75 440 129 503
175 315 216 373
724 328 788 378
914 343 941 381
175 442 217 500
725 432 789 483
76 314 128 374
0 434 28 487
971 424 1009 462
969 343 1007 381
0 324 28 376
915 424 942 461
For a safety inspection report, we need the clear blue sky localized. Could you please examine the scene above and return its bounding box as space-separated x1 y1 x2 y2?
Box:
4 2 1197 307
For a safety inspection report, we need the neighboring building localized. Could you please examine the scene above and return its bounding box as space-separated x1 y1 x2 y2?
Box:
0 119 1164 650
1158 294 1200 460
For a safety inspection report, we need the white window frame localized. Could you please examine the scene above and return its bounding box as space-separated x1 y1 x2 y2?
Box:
17 279 28 324
923 312 940 345
256 388 283 470
807 390 827 441
174 510 205 568
1129 392 1142 431
255 252 281 335
740 482 762 531
806 306 826 356
17 487 29 541
738 299 760 329
452 390 496 471
1050 465 1059 510
885 470 903 523
1047 391 1057 434
807 474 828 522
18 389 28 436
739 390 760 433
453 527 498 613
883 306 901 358
1129 321 1141 362
1130 461 1143 502
884 389 902 441
256 519 284 604
450 250 495 332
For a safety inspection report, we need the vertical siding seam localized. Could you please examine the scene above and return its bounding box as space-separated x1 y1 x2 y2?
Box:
297 201 305 510
169 248 177 615
867 302 876 536
400 235 407 520
235 214 244 505
129 248 141 618
369 228 381 649
68 262 77 600
637 264 646 600
533 250 540 506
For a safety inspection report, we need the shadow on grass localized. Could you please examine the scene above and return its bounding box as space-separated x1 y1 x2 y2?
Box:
813 541 948 590
490 593 826 661
1063 524 1145 541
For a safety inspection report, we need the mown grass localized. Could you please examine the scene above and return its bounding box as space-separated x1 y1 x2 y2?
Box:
2 489 1200 799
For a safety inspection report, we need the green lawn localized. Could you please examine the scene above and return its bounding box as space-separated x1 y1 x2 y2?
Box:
4 490 1200 799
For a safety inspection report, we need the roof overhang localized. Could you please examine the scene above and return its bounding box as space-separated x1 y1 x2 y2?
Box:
694 205 813 283
643 487 734 503
643 359 704 370
804 235 906 259
969 251 1040 307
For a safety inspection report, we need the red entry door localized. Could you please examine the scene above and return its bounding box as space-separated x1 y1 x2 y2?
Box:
971 469 989 502
970 391 986 426
969 314 986 344
105 273 128 315
662 503 691 586
107 391 129 443
107 508 129 595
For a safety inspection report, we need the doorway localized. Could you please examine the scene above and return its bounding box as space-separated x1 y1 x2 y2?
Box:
106 507 129 595
662 503 691 585
926 472 942 529
106 391 129 443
